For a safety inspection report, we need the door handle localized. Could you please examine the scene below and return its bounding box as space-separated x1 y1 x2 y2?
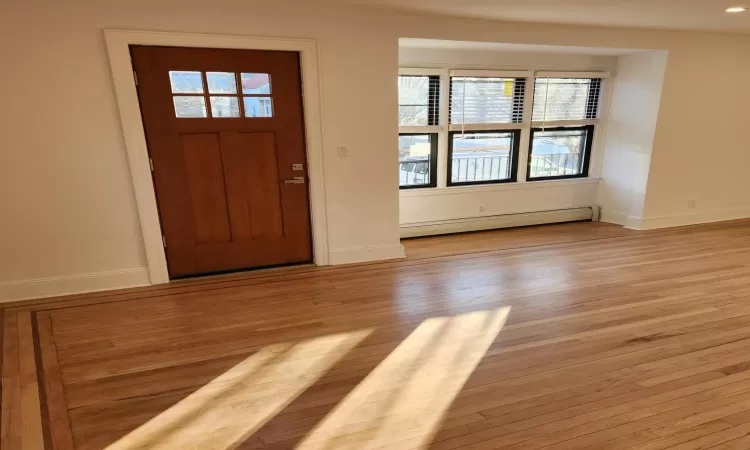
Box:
284 177 305 184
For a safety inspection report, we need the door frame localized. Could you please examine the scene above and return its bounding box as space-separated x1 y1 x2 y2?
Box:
104 29 329 284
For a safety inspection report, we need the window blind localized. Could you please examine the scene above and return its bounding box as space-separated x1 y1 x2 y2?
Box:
398 75 440 126
532 78 601 122
450 77 525 125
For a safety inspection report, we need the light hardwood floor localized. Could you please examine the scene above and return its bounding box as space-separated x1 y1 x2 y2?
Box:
4 221 750 449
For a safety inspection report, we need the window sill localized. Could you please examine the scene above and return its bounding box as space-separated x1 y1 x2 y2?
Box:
398 177 600 198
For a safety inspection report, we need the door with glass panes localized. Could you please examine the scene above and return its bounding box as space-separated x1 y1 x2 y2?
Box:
131 46 312 277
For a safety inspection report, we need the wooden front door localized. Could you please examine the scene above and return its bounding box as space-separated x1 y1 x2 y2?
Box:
131 46 312 278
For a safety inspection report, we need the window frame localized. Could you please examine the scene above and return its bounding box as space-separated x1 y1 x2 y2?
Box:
398 132 439 189
526 125 594 182
448 70 529 132
531 76 603 125
398 71 442 130
398 68 445 189
526 72 608 182
445 70 528 186
447 129 521 187
397 68 610 191
169 71 275 119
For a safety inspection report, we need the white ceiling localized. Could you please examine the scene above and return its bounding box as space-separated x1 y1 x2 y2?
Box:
330 0 750 33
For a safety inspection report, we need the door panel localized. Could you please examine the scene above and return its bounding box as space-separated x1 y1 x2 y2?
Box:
181 133 232 244
131 46 313 277
223 131 285 240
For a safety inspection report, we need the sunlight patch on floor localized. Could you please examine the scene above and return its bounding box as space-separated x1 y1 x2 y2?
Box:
105 329 372 450
295 306 511 449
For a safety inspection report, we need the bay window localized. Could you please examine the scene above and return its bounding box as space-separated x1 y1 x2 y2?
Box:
396 69 608 188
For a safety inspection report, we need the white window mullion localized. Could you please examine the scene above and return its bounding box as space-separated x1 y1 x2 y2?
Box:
530 119 599 128
399 126 442 134
437 69 450 188
448 123 525 132
587 78 613 178
516 76 535 183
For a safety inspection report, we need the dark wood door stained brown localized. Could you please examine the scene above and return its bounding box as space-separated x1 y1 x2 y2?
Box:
131 46 312 277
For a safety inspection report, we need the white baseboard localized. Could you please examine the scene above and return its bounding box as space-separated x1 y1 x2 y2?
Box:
0 268 150 303
600 210 643 229
638 207 750 230
329 244 406 265
400 208 594 239
601 207 750 230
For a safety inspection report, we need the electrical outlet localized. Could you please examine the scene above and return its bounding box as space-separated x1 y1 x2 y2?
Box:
688 199 697 209
337 146 349 157
478 204 486 213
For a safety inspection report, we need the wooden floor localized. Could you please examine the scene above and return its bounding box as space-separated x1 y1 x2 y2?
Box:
5 220 750 449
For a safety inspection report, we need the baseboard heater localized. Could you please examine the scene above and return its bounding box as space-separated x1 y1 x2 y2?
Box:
400 206 600 239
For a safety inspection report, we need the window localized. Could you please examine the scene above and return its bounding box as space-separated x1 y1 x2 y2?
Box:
244 97 273 118
448 131 520 185
528 126 593 180
399 134 438 188
447 74 525 186
168 71 274 118
398 73 441 189
528 77 602 180
397 69 607 189
532 78 601 122
398 75 440 126
450 77 525 125
242 73 273 118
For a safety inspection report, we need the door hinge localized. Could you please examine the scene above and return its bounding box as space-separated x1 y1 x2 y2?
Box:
149 157 154 172
162 235 167 248
133 70 139 86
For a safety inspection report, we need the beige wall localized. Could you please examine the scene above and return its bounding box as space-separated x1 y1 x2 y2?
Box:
2 0 750 299
643 43 750 225
598 51 669 225
0 0 400 297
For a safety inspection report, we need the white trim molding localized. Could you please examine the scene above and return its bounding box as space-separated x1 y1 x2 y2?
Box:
536 71 611 79
329 245 406 265
638 207 750 230
399 67 444 76
448 123 527 132
599 210 644 229
601 207 750 230
104 30 330 285
401 208 594 239
0 269 150 303
400 125 442 134
530 119 599 128
450 69 532 78
399 177 600 198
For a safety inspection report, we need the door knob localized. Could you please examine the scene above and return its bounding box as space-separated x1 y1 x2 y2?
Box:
284 177 305 184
